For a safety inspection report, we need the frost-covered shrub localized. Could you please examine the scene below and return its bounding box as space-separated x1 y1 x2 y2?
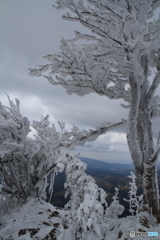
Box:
0 96 35 202
0 97 65 205
105 188 124 219
124 171 143 215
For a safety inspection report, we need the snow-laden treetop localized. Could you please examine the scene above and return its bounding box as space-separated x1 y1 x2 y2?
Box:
29 0 160 104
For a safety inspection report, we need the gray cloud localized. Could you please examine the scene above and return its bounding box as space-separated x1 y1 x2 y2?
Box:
75 130 132 163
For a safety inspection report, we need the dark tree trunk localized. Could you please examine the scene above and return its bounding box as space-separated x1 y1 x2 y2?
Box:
142 163 159 219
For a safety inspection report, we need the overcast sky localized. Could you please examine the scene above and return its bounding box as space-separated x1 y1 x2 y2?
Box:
0 1 160 164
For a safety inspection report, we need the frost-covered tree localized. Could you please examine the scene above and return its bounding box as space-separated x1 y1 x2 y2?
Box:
55 152 108 240
105 188 124 219
0 96 76 203
29 0 160 220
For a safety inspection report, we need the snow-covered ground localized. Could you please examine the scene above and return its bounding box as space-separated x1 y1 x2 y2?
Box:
0 197 71 240
0 197 160 240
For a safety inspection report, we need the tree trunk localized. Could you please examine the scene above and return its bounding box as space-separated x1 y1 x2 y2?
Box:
127 118 160 220
127 71 160 221
142 163 159 218
140 91 160 219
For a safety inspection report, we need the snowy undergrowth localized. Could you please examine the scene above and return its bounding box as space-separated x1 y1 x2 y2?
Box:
0 197 160 240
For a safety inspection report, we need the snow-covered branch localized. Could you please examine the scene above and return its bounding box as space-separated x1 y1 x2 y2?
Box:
29 38 131 102
147 71 160 104
29 1 160 106
31 109 126 151
148 130 160 163
61 121 126 149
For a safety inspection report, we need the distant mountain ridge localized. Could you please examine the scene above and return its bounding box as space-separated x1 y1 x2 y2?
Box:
80 157 160 170
80 157 134 170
